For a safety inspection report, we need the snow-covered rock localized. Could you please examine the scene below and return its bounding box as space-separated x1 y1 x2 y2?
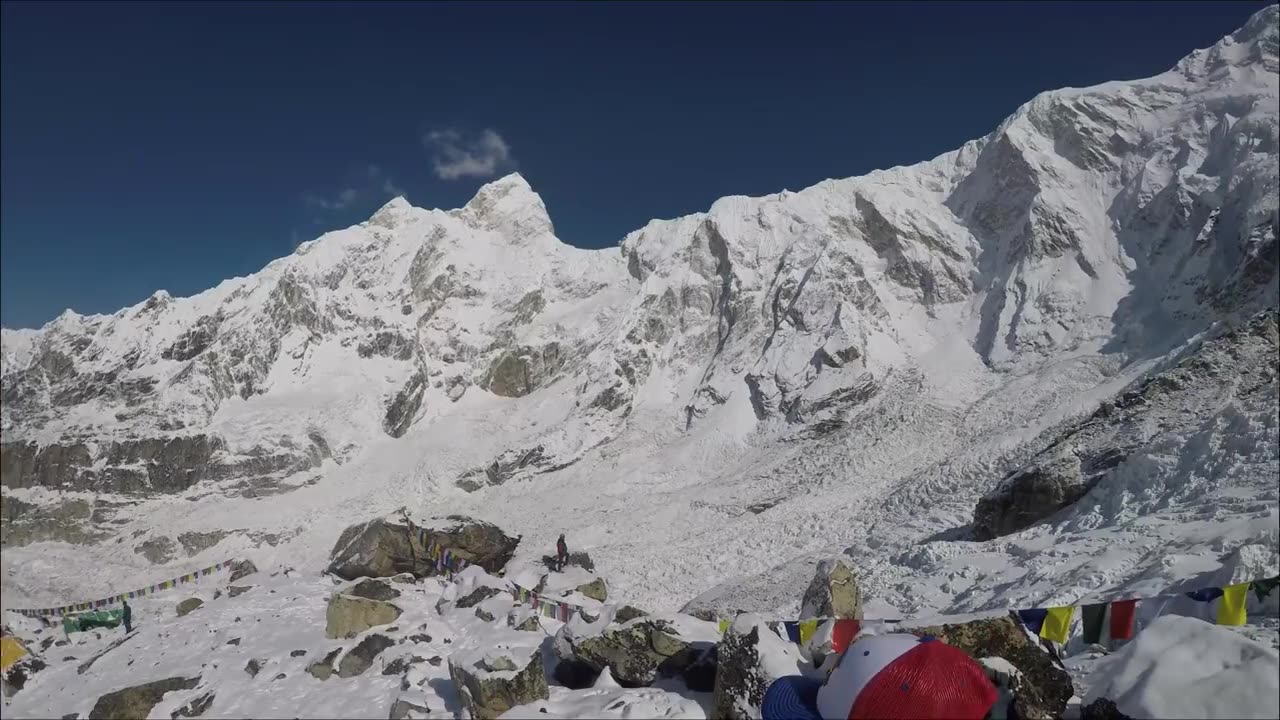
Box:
1082 615 1280 719
711 613 807 720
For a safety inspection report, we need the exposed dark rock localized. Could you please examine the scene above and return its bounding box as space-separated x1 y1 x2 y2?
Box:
244 659 262 678
290 649 305 657
327 515 519 579
306 648 342 680
800 557 863 620
225 638 240 646
346 578 402 602
614 605 648 623
228 559 258 582
540 551 595 573
176 531 229 556
564 618 709 687
0 494 107 548
161 315 221 362
337 634 396 678
712 616 804 720
553 658 600 689
480 343 565 399
384 371 427 438
135 536 177 564
388 698 431 720
176 598 203 617
973 452 1095 540
88 676 200 720
358 331 416 361
1080 698 1133 720
448 646 548 720
457 586 504 610
326 591 402 639
228 585 253 598
382 655 425 676
457 445 557 492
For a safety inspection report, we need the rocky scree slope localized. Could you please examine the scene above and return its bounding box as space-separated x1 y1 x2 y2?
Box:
1 8 1277 616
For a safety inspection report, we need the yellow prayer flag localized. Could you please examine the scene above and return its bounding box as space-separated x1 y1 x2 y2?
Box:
1039 606 1074 644
718 619 730 635
1217 583 1249 626
799 619 819 645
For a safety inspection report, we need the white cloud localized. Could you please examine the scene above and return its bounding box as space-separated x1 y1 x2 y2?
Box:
424 128 513 180
302 165 407 214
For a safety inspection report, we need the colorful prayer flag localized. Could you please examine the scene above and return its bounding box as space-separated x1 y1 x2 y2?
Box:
1251 577 1280 603
783 621 801 644
1186 587 1224 603
1039 606 1073 644
718 619 730 635
799 619 818 645
831 619 860 653
1217 582 1249 626
1017 608 1048 635
1081 603 1107 645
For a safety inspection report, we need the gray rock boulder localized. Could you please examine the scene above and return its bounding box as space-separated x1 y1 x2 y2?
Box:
228 559 258 583
326 590 402 639
563 615 718 687
306 648 342 681
447 645 548 720
799 557 863 620
327 515 519 580
973 451 1093 540
88 676 200 720
176 598 204 617
337 634 396 678
541 551 595 572
171 691 215 718
388 698 431 720
712 615 806 720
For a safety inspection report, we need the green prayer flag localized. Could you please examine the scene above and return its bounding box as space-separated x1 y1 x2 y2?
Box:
1081 603 1107 644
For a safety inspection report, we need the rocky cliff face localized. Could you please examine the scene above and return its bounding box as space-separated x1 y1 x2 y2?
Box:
1 8 1276 587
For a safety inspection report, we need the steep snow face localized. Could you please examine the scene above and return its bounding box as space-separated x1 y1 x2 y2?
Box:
1 8 1278 619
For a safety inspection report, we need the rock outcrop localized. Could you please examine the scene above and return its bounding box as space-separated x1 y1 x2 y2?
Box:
712 614 806 720
799 557 863 620
88 676 200 720
327 515 520 580
337 634 396 678
326 588 402 639
974 309 1280 540
447 646 548 720
306 649 343 681
175 598 203 617
560 614 718 687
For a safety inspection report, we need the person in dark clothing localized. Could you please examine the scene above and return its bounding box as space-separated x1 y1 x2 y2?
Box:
121 600 132 634
555 534 568 572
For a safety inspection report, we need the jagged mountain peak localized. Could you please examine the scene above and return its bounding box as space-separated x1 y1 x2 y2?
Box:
455 171 555 242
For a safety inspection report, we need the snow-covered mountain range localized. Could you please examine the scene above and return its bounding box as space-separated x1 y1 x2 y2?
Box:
2 6 1277 620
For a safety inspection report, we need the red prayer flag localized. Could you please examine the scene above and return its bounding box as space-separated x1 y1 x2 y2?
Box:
832 619 861 653
1109 599 1137 640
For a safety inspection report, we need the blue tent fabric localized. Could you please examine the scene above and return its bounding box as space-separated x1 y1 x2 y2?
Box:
1017 608 1048 634
762 675 824 720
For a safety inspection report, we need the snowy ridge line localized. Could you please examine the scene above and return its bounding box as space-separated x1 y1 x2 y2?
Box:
11 558 238 617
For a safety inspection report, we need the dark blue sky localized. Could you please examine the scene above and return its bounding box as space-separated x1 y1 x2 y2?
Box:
1 1 1270 329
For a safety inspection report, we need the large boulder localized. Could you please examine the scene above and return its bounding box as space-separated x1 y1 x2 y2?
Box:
88 676 200 720
909 614 1073 720
973 451 1094 540
563 614 719 687
534 566 609 603
228 559 258 583
799 558 862 620
337 634 396 678
327 515 520 580
176 598 203 617
447 645 548 720
306 648 343 681
541 551 595 572
326 590 402 639
712 614 807 720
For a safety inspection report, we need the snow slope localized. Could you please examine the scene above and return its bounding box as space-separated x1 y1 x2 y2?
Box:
2 5 1277 646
